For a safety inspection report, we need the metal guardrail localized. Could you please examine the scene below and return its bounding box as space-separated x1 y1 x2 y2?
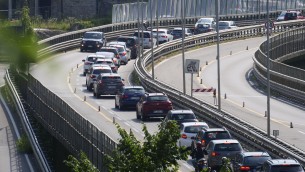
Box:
4 70 52 172
5 17 305 171
133 20 305 166
253 26 305 102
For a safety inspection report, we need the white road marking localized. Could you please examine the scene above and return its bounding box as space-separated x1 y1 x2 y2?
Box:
124 122 130 126
298 131 305 135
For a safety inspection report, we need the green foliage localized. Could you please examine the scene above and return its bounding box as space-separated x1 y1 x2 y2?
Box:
16 134 33 154
219 157 232 172
104 121 188 172
64 151 99 172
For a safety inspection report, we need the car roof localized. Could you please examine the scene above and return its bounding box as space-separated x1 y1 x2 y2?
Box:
169 109 194 114
110 44 124 48
87 54 105 58
95 58 112 62
146 93 166 96
241 152 270 157
118 36 137 39
203 128 227 132
152 28 168 32
91 65 111 69
267 159 300 165
210 139 239 144
100 73 121 77
123 86 144 89
109 41 126 45
96 52 115 55
181 122 208 127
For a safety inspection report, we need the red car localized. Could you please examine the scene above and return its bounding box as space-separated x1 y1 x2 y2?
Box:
136 93 173 121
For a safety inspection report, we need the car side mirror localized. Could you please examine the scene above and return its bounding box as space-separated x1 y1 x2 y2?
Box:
82 59 85 62
122 79 125 81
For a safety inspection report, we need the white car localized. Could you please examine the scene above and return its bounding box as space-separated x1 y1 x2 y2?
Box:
108 41 131 60
95 51 120 67
218 21 238 30
109 45 129 65
133 31 157 49
152 28 173 44
81 54 106 76
178 122 209 148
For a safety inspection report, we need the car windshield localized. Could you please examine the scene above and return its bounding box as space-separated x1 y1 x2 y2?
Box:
125 88 145 94
243 156 271 165
117 38 136 46
214 143 242 151
93 69 112 74
279 11 287 17
147 95 168 102
84 33 102 39
205 131 231 140
270 165 303 172
172 114 196 120
184 125 208 133
133 32 151 38
219 22 229 26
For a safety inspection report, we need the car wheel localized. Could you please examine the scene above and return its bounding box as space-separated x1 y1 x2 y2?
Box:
93 91 96 97
118 102 124 110
141 111 147 121
115 99 118 109
136 109 141 119
88 84 92 91
80 48 83 52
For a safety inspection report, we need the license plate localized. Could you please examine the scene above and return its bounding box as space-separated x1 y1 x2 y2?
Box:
153 110 163 113
108 86 116 89
130 97 140 100
88 45 93 47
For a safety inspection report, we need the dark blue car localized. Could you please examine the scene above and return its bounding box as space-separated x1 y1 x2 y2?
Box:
115 86 145 110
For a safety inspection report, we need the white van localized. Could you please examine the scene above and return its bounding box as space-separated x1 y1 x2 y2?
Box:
133 31 157 49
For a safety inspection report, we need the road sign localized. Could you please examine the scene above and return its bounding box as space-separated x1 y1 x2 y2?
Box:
185 59 200 74
265 20 274 29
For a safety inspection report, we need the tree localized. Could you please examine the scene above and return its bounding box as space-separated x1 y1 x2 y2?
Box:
104 121 189 172
64 151 99 172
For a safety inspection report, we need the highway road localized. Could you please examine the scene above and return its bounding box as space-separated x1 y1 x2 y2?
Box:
154 36 305 152
29 35 305 171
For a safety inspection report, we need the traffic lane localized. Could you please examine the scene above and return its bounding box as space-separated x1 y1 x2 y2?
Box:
200 48 305 150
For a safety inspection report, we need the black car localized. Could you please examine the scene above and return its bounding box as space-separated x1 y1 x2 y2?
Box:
231 152 271 172
117 36 139 59
164 109 198 125
93 73 124 98
80 31 106 52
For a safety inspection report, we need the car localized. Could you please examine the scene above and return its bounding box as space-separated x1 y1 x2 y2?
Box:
136 93 173 121
93 58 118 73
231 152 272 172
109 44 129 65
115 86 146 110
108 41 131 61
81 54 106 76
178 122 209 149
191 127 232 151
194 18 216 34
171 27 193 40
98 47 121 66
93 73 125 98
85 65 112 91
259 159 305 172
276 10 305 21
164 109 199 126
152 28 174 44
80 31 106 52
95 51 120 67
219 21 238 30
204 139 243 170
117 36 139 59
133 31 157 49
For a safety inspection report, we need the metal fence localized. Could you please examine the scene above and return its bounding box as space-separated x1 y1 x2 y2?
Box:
253 26 305 101
112 0 305 23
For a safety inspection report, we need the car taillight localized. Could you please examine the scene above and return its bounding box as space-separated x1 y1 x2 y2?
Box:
211 151 220 157
121 52 126 56
116 55 120 59
201 139 205 146
240 166 250 171
181 134 187 139
122 94 128 99
90 75 96 78
161 35 167 38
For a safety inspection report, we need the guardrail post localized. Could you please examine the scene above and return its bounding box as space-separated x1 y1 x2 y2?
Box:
243 102 245 107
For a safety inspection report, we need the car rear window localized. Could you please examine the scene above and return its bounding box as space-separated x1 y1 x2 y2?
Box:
219 22 229 26
133 32 151 38
125 88 145 94
205 131 231 140
172 30 182 34
243 156 271 165
102 76 121 81
87 57 96 62
84 33 102 39
147 95 168 102
184 125 208 133
93 69 112 74
100 49 118 55
214 143 242 151
117 38 136 46
172 113 196 120
270 165 303 172
113 46 124 52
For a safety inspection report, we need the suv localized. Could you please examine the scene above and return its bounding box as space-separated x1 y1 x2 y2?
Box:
260 159 304 172
86 65 112 91
133 31 157 49
80 31 106 52
164 109 199 125
136 93 173 121
191 127 232 151
231 152 272 172
93 73 124 98
108 41 131 61
194 18 216 34
81 54 105 76
117 36 139 59
204 139 243 170
171 27 193 40
276 10 305 21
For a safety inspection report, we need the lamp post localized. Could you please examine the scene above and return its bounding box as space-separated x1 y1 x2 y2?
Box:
182 0 186 95
266 0 271 137
150 0 155 80
216 0 221 110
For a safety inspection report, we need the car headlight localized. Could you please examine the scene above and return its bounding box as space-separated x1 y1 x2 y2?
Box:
82 41 86 44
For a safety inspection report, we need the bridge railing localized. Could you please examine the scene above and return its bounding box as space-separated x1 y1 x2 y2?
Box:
253 26 305 101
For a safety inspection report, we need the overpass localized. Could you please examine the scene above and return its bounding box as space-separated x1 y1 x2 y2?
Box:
5 14 305 172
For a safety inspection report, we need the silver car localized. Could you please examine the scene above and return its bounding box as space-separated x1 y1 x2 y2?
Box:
178 122 209 148
85 65 112 91
219 21 238 30
108 41 131 60
109 45 129 65
81 54 105 76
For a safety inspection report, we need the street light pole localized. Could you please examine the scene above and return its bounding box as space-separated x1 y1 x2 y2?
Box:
137 0 140 59
182 0 186 95
150 0 155 80
216 0 221 110
266 0 271 137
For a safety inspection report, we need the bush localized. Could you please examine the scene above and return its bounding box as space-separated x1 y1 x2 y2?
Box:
16 134 33 154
